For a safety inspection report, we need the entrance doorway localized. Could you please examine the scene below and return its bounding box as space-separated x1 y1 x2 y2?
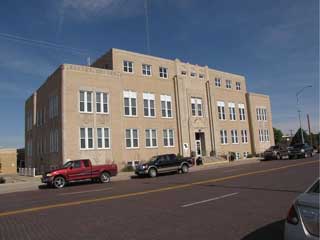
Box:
195 132 206 157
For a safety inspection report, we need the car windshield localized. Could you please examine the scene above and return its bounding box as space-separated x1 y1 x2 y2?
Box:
62 161 73 168
308 180 319 194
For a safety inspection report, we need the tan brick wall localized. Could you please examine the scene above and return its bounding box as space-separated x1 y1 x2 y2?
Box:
0 149 17 174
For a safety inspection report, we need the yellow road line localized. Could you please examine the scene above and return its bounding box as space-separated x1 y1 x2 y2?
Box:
0 160 318 218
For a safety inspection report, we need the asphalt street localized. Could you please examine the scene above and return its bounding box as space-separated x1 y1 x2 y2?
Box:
0 155 319 240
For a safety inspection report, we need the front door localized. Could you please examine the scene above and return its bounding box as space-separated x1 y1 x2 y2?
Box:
195 140 202 157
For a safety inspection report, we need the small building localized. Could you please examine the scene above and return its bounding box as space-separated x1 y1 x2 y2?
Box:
0 148 17 174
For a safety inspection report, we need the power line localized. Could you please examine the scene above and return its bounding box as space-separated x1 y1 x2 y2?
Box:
0 32 97 56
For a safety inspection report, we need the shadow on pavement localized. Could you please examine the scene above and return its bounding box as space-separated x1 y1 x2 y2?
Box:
241 220 285 240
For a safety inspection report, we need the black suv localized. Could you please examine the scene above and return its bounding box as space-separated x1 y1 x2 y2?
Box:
135 154 193 178
263 145 288 160
288 143 314 159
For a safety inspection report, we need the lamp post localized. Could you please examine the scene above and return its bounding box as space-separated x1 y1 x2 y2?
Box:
296 85 312 144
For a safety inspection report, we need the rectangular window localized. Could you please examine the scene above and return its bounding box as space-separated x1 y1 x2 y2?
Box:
231 129 239 144
199 74 205 79
163 129 174 147
217 101 226 120
215 78 221 87
97 128 110 149
142 64 152 76
238 104 246 121
79 91 93 113
145 129 157 147
49 95 59 118
96 92 109 113
159 67 168 79
190 72 196 77
241 129 248 143
161 95 172 118
181 70 187 75
220 129 228 144
228 102 236 120
50 129 59 152
80 128 94 149
123 60 133 73
191 98 203 117
243 152 249 158
236 152 241 160
236 82 241 90
125 129 139 148
123 91 137 116
226 80 232 89
259 129 264 142
143 93 155 117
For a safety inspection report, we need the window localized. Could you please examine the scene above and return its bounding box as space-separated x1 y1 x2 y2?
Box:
123 91 137 116
125 129 139 148
191 98 203 117
181 70 187 75
199 74 204 79
228 102 236 120
27 140 33 157
231 129 239 144
97 128 110 149
163 129 174 147
256 107 267 121
190 72 196 77
49 95 59 118
236 82 241 90
161 95 172 118
217 101 226 120
26 111 33 131
159 67 168 79
243 152 249 158
50 129 59 152
142 64 152 76
236 153 241 160
143 93 155 117
226 80 232 89
96 92 109 113
241 129 248 143
80 128 94 149
259 129 264 142
264 129 270 142
238 104 246 121
145 129 157 147
80 91 93 113
123 60 133 73
215 78 221 87
73 161 81 168
220 129 228 144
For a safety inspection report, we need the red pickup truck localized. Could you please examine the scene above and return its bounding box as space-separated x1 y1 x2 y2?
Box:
41 159 118 188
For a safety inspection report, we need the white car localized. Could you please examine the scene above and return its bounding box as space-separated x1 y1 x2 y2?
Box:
284 178 319 239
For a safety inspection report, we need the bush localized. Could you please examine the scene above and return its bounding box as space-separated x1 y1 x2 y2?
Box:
121 165 135 172
0 177 6 184
176 153 183 160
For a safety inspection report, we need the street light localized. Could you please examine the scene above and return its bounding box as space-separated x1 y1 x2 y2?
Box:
296 85 312 144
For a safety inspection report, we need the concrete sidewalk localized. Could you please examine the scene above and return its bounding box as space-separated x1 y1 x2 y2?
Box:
0 158 261 195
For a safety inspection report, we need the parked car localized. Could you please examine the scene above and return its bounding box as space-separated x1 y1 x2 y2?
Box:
288 143 314 159
284 178 319 240
41 159 118 188
135 154 193 178
263 145 288 160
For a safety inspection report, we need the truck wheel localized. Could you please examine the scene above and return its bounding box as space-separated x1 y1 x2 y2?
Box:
53 176 66 189
148 168 157 178
100 172 111 183
181 164 189 173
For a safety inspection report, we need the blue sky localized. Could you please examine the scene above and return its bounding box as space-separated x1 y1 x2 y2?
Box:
0 0 318 148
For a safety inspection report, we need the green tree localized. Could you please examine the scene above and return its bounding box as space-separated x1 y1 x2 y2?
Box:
291 128 310 145
273 127 283 145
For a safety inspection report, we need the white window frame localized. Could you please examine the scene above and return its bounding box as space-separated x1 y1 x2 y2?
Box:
220 129 228 144
80 128 94 150
215 78 221 87
191 98 203 117
125 128 139 149
236 152 241 160
97 128 111 149
96 92 109 114
190 72 196 78
143 93 156 118
123 60 133 73
259 129 264 142
228 102 236 121
145 129 157 148
217 101 226 120
226 80 232 89
123 91 137 117
241 129 248 144
236 82 241 90
159 67 168 79
142 64 152 76
161 95 173 118
231 129 239 144
238 104 246 121
243 152 249 158
163 129 174 147
79 91 93 113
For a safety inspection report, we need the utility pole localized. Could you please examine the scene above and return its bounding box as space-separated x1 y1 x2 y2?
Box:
307 114 312 146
